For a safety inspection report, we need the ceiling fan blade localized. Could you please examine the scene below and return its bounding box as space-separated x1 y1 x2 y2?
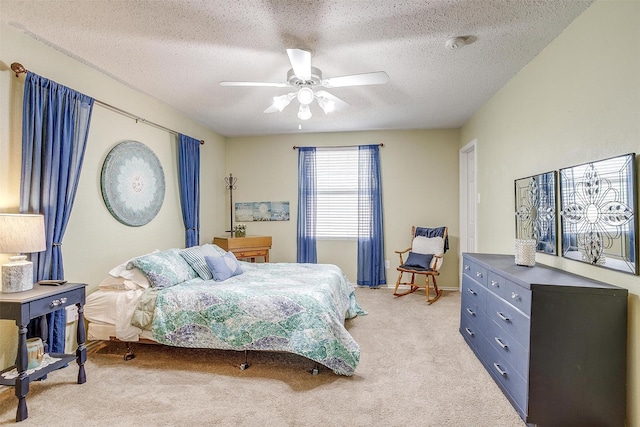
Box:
263 104 280 113
220 81 289 88
286 48 312 81
315 90 350 113
322 71 389 88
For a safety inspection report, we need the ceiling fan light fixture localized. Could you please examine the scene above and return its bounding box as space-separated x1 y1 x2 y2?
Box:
297 104 312 120
317 97 336 114
297 87 314 105
271 94 293 112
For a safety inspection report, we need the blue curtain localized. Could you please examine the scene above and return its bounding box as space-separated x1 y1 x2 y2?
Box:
296 147 317 263
178 134 200 247
20 72 94 353
357 145 386 287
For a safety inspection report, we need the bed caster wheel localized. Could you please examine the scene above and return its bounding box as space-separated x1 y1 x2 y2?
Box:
310 367 319 375
240 363 249 370
124 352 135 361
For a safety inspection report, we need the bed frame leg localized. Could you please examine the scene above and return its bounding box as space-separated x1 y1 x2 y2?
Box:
240 350 250 370
309 363 320 375
124 343 136 361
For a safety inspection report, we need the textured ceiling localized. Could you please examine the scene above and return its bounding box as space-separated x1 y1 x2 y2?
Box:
1 0 593 137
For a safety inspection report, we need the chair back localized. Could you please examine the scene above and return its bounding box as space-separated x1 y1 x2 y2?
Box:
413 226 449 253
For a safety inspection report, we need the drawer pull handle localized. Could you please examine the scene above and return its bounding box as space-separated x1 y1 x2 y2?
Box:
50 297 67 307
493 363 507 376
494 337 508 349
491 280 499 287
497 312 510 322
464 327 474 337
511 292 519 300
466 308 475 316
464 264 470 270
467 288 477 296
476 272 483 278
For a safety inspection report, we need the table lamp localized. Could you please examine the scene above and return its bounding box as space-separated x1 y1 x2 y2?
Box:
0 214 46 293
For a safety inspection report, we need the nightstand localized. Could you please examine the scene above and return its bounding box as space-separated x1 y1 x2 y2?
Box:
0 283 87 422
213 235 272 262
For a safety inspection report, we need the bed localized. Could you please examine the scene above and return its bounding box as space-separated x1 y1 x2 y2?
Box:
84 244 366 376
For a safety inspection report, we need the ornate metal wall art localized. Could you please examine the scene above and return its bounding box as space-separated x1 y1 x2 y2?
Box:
559 153 637 274
515 171 557 255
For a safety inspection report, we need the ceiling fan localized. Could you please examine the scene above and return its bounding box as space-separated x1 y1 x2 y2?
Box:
220 49 389 120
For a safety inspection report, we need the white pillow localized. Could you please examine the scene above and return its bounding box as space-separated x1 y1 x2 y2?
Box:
412 236 445 270
98 275 149 291
412 236 444 255
106 250 158 289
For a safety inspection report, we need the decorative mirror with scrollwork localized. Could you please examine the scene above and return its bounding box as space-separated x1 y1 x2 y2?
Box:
515 171 557 255
559 153 637 274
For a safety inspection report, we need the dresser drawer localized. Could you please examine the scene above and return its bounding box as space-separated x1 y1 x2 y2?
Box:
484 316 529 381
486 292 531 350
462 258 488 287
487 271 506 298
484 343 528 415
460 311 484 351
461 290 484 324
504 280 532 316
462 275 487 312
234 249 268 259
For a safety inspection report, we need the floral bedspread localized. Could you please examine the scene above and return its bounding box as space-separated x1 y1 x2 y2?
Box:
150 262 366 376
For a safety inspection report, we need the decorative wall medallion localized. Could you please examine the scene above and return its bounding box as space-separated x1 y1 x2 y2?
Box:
514 171 557 255
559 153 637 274
101 140 165 227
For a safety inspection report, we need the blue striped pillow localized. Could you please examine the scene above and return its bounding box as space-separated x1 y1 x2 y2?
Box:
179 244 225 280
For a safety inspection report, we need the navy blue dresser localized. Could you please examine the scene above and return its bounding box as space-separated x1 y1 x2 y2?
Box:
460 253 627 426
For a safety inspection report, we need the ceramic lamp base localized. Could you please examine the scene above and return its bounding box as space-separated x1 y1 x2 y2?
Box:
1 256 34 293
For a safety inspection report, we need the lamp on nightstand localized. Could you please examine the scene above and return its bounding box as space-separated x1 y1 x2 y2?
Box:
0 214 46 293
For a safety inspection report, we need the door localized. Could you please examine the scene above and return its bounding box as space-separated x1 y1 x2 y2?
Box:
459 140 477 288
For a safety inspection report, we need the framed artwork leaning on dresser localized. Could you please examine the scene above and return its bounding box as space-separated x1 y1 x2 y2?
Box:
514 171 557 255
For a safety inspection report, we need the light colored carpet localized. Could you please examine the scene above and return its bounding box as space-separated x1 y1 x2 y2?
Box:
0 287 525 426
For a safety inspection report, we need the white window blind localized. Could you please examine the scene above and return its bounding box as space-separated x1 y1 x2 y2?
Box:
316 147 359 239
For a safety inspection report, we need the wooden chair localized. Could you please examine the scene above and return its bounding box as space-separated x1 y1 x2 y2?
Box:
393 226 448 304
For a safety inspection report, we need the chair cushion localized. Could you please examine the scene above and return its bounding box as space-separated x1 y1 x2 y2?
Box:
412 236 445 255
403 251 434 270
415 226 449 253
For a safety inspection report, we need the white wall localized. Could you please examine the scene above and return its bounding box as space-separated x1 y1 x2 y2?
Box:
0 23 226 370
461 1 640 424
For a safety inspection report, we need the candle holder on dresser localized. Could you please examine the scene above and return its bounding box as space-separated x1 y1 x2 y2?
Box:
514 239 536 266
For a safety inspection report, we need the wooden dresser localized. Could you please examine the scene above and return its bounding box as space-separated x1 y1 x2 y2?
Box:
213 235 272 262
460 253 627 426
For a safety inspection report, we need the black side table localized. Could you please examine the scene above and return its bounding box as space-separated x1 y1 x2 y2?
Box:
0 283 87 422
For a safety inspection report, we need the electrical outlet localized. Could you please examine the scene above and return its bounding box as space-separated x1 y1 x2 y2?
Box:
385 259 390 269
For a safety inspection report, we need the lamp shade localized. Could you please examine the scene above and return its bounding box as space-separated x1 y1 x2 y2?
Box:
0 214 46 254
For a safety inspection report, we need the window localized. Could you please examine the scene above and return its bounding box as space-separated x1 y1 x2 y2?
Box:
315 147 361 239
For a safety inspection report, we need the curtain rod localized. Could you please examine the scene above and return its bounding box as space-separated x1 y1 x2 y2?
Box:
10 62 204 145
292 143 384 150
